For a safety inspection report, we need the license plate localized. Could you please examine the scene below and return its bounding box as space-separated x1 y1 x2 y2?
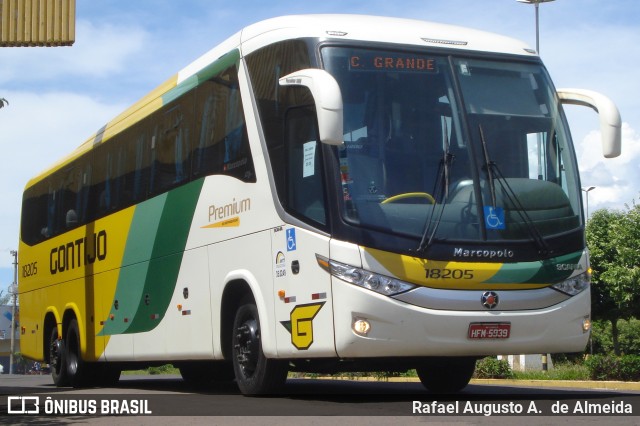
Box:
468 322 511 339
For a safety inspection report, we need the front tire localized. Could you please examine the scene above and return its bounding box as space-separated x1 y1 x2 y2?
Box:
231 299 287 395
416 357 476 393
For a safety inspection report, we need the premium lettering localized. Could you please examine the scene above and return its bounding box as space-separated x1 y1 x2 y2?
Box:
208 198 251 222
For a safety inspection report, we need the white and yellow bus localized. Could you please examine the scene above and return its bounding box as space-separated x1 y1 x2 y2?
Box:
19 15 621 394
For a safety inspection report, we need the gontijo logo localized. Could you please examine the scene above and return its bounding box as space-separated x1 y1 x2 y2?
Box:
49 230 107 275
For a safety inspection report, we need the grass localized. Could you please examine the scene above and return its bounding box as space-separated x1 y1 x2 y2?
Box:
121 362 591 381
121 364 180 376
511 363 590 381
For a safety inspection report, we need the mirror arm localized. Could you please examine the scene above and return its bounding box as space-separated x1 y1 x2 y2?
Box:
279 69 344 146
558 88 621 158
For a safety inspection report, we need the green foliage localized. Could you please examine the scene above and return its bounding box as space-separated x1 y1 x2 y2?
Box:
587 205 640 319
591 319 640 355
0 289 12 305
587 203 640 355
585 355 640 381
512 363 589 381
147 364 177 375
474 357 513 379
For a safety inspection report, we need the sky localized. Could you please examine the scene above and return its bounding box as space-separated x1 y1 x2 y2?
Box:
1 0 639 288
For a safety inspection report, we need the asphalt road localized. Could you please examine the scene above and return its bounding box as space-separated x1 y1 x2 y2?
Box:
1 374 639 425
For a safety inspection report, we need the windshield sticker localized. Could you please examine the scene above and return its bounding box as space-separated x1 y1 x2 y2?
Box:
459 62 471 76
349 52 437 73
484 206 505 230
303 141 316 177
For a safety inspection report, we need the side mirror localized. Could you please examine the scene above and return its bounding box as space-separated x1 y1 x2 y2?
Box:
557 88 621 158
279 69 344 146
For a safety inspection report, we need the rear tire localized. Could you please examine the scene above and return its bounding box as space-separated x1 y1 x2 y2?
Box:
49 325 69 387
66 319 92 388
231 299 287 395
416 357 476 393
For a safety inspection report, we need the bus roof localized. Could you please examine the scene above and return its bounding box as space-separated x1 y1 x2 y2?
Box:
26 14 536 188
179 14 536 84
242 14 534 55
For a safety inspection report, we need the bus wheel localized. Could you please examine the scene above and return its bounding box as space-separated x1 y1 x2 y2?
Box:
416 357 476 393
49 326 69 386
231 300 287 395
65 319 91 388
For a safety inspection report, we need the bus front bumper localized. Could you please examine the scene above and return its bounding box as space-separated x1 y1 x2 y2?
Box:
332 278 590 358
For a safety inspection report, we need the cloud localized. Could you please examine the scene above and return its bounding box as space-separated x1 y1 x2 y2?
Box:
576 123 640 211
0 20 148 85
0 90 127 250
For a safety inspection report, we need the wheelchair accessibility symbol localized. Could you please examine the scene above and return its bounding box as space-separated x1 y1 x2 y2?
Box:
484 206 505 230
286 228 297 251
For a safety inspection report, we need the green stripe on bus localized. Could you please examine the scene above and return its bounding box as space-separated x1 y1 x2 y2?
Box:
523 251 584 284
98 194 167 336
125 178 204 333
162 50 240 105
99 178 204 336
485 250 584 285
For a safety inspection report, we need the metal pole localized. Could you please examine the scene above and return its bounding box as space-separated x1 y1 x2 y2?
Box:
535 3 540 53
582 186 596 222
9 250 18 374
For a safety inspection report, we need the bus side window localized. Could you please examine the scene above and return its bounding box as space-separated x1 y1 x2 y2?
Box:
246 40 312 199
150 96 193 196
284 105 327 226
21 183 49 245
193 65 255 182
61 165 87 229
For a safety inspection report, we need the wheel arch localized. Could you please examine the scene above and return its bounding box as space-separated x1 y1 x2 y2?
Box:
43 310 60 363
219 270 275 360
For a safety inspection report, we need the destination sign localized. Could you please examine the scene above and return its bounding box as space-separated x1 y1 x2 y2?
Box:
349 52 438 73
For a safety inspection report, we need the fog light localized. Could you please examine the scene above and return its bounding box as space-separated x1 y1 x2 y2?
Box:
353 318 371 336
582 316 591 333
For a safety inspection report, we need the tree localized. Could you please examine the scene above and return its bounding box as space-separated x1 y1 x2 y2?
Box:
587 203 640 355
0 289 10 305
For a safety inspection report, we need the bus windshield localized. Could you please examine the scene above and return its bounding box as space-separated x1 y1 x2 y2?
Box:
321 46 582 247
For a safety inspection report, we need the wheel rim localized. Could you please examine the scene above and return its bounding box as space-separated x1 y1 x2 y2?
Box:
50 335 63 375
235 317 259 378
66 333 79 376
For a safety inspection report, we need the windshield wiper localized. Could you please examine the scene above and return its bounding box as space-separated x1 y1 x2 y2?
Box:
416 119 454 253
478 125 551 255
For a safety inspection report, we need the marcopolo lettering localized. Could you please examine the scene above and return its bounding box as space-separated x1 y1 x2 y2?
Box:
50 230 107 275
453 247 515 259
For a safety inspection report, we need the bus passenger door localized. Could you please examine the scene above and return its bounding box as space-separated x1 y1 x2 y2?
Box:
271 105 336 357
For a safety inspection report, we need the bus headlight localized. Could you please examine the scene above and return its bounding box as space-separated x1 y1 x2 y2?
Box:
551 272 590 296
316 255 416 296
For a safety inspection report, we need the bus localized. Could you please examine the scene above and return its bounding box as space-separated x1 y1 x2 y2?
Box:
18 15 621 394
